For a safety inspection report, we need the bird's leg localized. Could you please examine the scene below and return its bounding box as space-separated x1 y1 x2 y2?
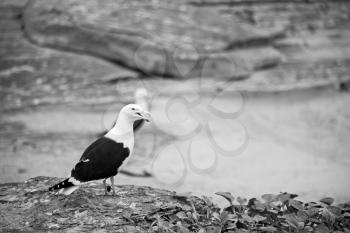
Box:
103 179 108 195
110 176 116 196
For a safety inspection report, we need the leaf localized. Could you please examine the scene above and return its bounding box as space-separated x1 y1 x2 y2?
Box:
326 205 342 216
322 208 336 224
262 194 278 203
296 210 308 222
182 204 192 212
220 211 230 223
305 207 319 217
252 215 266 222
304 226 313 232
192 211 199 223
283 214 300 229
227 213 238 221
215 192 235 205
212 212 221 221
205 226 221 233
235 229 249 233
225 222 237 230
277 192 298 202
314 223 329 233
308 217 322 224
289 199 304 210
202 195 214 206
308 202 323 208
251 199 266 211
241 214 253 223
186 211 193 221
259 226 278 232
248 198 257 207
237 196 247 205
319 197 334 205
268 209 279 214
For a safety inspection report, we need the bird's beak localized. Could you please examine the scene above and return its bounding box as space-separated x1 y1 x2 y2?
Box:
141 110 151 122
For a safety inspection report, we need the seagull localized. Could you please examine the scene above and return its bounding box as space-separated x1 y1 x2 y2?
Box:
48 104 151 195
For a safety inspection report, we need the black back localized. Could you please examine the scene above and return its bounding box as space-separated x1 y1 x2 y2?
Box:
71 137 130 182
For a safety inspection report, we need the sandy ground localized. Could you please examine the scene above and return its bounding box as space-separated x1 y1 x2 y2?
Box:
1 87 350 206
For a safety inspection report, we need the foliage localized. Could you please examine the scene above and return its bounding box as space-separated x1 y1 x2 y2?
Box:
146 192 350 233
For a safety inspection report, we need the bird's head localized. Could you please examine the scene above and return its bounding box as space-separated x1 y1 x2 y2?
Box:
120 104 151 122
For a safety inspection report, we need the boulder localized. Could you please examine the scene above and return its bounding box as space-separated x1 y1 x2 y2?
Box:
23 0 284 79
0 176 208 232
0 0 139 111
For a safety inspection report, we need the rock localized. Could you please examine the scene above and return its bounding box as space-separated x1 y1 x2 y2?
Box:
23 0 284 79
1 0 350 110
0 176 209 232
0 0 139 111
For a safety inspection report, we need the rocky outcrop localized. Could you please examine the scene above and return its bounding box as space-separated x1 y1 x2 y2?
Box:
0 176 209 232
22 0 285 79
0 0 139 111
1 0 350 111
1 177 350 232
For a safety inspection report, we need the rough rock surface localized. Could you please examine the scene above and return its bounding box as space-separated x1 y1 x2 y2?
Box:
0 0 139 111
1 0 350 111
0 176 208 232
22 0 285 79
1 177 350 232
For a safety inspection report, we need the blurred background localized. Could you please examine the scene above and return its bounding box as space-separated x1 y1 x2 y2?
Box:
1 0 350 205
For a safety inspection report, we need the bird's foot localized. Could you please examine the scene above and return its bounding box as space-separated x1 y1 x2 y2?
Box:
103 185 112 195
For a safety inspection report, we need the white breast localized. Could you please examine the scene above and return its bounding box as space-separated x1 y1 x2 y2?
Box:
121 138 134 169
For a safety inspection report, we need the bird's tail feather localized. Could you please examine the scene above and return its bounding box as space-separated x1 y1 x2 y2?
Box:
48 178 74 191
59 186 80 195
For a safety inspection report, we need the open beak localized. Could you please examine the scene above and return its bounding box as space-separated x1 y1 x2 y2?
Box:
139 110 151 122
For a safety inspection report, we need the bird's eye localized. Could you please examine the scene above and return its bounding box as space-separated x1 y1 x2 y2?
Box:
131 108 135 111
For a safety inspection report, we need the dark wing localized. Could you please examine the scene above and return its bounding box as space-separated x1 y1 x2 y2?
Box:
71 137 130 182
79 137 107 161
